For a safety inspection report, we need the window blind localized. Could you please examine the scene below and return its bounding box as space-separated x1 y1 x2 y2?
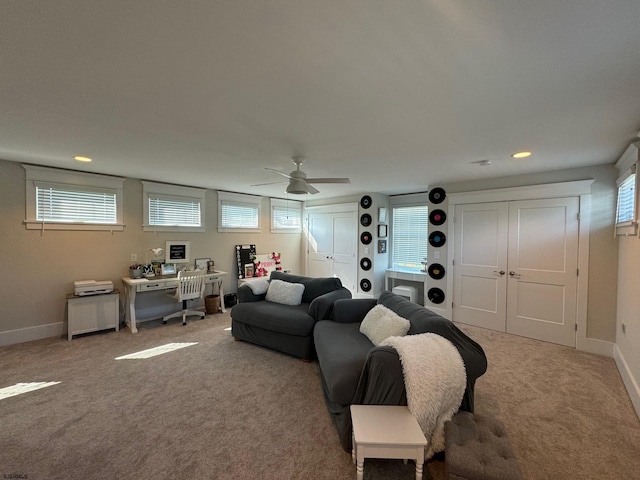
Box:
616 173 636 224
391 205 428 269
221 201 259 229
36 185 117 224
272 205 301 230
149 195 201 227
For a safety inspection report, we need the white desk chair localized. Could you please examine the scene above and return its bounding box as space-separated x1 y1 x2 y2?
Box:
163 270 206 326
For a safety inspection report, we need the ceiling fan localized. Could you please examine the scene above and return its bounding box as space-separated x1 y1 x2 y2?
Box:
253 156 350 195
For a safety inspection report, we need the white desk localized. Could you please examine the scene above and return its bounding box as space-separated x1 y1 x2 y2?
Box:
121 271 227 333
385 268 427 305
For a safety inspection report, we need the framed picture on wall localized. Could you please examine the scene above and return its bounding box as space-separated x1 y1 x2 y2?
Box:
165 241 190 264
378 224 387 238
378 239 387 254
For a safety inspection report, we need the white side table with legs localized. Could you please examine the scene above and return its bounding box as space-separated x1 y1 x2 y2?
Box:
350 405 428 480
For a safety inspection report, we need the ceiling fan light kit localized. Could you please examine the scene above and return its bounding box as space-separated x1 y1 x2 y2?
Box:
259 156 350 195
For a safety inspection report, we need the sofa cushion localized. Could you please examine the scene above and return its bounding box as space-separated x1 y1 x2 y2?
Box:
314 320 374 405
265 279 305 305
231 301 315 337
359 305 410 346
270 271 343 304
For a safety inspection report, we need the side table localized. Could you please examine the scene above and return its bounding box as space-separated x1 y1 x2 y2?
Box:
350 405 428 480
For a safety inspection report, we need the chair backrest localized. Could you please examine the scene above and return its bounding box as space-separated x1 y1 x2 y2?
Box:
176 269 206 302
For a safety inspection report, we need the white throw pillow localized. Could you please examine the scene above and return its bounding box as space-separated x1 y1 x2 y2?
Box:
265 279 305 306
246 278 270 295
359 304 411 346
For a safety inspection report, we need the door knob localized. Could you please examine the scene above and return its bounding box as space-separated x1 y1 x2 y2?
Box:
509 271 521 278
493 270 505 276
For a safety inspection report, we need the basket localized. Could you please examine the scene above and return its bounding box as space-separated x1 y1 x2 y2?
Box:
205 294 221 314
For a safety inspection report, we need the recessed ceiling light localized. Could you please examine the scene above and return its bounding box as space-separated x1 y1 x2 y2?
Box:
74 155 92 162
511 151 531 159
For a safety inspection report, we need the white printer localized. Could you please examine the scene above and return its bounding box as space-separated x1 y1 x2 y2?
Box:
74 280 114 296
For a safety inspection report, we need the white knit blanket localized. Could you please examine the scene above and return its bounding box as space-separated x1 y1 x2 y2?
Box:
381 333 466 458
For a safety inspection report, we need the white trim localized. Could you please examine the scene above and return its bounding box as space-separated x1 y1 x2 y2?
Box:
304 202 358 214
614 345 640 419
270 198 303 233
217 191 263 233
0 322 65 347
389 192 429 207
447 180 594 205
142 181 206 233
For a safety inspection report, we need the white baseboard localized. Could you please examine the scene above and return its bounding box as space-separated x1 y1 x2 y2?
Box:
0 322 66 347
577 335 614 357
614 345 640 420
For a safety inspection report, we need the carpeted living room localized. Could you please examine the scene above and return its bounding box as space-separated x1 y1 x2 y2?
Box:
2 2 640 480
2 311 639 480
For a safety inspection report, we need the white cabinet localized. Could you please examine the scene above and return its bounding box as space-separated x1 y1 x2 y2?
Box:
67 291 120 340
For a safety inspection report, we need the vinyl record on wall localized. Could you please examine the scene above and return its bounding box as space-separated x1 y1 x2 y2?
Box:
428 287 445 304
428 231 446 247
360 195 372 209
428 263 446 280
360 279 372 292
360 231 372 245
428 187 446 204
360 257 372 271
429 209 447 226
360 213 372 227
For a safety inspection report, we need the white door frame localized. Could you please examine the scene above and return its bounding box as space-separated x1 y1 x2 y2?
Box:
445 180 606 354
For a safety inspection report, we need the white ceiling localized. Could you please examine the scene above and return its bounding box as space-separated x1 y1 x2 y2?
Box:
1 1 639 199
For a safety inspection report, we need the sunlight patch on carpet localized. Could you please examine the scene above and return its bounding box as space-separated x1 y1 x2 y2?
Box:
0 382 61 400
224 327 231 331
115 342 198 360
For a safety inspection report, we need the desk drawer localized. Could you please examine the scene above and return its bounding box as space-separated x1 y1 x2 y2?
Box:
137 282 175 292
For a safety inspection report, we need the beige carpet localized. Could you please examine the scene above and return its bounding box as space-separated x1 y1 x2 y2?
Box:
0 312 638 480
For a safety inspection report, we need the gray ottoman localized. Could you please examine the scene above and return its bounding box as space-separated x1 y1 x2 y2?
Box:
444 411 523 480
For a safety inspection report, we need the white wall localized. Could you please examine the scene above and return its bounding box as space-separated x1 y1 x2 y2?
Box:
0 159 303 345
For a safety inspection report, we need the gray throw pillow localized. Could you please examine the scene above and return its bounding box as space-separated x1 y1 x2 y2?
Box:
265 279 305 306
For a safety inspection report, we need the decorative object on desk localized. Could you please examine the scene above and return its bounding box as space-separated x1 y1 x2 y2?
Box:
146 247 164 264
378 207 387 223
235 244 256 279
195 257 210 271
378 224 387 238
165 240 190 264
129 263 144 279
378 239 387 254
151 260 164 276
142 264 155 278
244 264 254 278
161 263 176 275
207 260 215 273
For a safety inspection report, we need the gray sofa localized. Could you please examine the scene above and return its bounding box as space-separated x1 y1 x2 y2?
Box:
231 271 352 360
314 291 488 451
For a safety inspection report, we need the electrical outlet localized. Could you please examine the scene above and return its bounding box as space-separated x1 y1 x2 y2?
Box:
433 251 440 260
130 254 137 262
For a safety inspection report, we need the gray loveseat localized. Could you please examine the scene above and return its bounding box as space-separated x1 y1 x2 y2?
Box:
231 271 352 361
313 291 488 451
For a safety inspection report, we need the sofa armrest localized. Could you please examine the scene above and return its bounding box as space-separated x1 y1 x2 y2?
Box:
236 284 266 303
332 298 377 324
308 287 352 321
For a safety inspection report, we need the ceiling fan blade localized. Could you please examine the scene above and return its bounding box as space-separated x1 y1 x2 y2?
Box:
305 177 351 184
305 183 320 194
250 180 287 187
265 167 292 179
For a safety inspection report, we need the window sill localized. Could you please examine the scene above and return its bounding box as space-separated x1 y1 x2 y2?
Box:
143 225 205 233
616 222 638 236
24 221 125 232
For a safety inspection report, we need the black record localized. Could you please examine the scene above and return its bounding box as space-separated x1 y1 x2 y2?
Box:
360 195 372 209
428 287 445 304
360 257 372 271
360 213 372 227
428 187 446 204
360 231 372 245
429 209 446 226
360 279 371 292
428 231 446 247
428 263 445 280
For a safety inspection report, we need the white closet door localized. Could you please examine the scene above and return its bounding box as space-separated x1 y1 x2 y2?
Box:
331 212 357 293
307 213 333 278
453 202 509 331
506 197 579 347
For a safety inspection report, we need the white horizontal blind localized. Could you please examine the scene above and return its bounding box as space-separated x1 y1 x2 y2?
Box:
392 205 428 269
149 195 201 227
221 201 259 228
36 184 117 224
272 205 301 230
616 173 636 224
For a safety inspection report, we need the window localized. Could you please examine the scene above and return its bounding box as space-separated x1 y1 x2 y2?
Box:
142 181 205 232
23 164 124 231
391 204 428 269
218 191 262 232
270 198 302 233
615 166 637 236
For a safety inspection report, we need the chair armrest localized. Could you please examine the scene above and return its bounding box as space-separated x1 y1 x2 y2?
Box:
332 298 378 324
236 284 266 303
308 287 352 321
